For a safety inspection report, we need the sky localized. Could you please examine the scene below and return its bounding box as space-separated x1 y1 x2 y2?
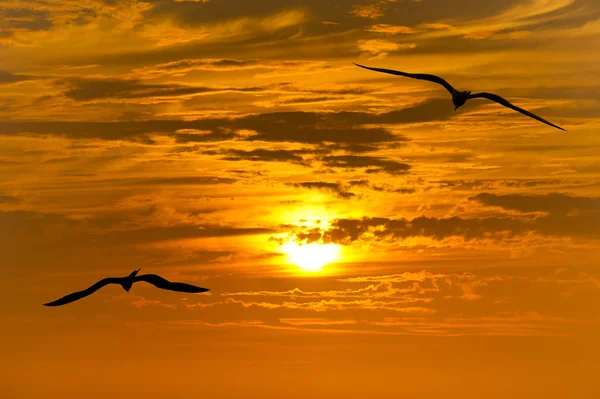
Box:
1 0 600 397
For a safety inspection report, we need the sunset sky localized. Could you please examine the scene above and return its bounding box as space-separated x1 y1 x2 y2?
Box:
1 0 600 397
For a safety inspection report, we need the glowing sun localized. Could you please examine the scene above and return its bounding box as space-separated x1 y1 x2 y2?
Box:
282 240 341 271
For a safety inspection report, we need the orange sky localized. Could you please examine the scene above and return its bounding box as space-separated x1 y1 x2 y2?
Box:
1 0 600 397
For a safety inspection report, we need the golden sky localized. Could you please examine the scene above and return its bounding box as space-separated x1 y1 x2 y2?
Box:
1 0 600 397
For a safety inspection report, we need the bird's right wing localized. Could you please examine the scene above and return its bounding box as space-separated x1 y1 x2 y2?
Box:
469 92 565 131
354 63 457 95
44 278 119 306
135 274 210 294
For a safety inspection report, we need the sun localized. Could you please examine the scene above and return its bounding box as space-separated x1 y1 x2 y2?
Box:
282 240 340 271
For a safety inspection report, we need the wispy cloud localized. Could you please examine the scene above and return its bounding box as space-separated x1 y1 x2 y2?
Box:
358 39 417 57
416 0 582 40
365 24 419 34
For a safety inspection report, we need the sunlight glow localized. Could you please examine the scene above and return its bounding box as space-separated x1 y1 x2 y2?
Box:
282 240 340 271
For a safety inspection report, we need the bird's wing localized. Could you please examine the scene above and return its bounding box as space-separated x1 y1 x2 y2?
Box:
44 277 120 306
354 63 457 95
468 92 565 131
135 274 210 293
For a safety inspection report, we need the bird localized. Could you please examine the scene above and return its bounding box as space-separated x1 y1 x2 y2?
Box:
43 269 209 306
354 63 565 131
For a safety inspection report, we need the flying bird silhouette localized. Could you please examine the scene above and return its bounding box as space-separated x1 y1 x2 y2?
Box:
44 269 209 306
354 63 565 131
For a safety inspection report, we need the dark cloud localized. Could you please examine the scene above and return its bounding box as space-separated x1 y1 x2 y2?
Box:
289 215 527 244
153 58 261 71
0 97 465 147
282 193 600 243
347 179 387 192
347 179 371 188
322 99 455 125
0 120 206 142
60 77 269 101
227 169 265 177
135 59 339 78
321 143 381 153
0 195 20 204
347 179 412 193
173 129 238 143
0 71 33 85
217 148 309 165
140 0 513 33
32 176 237 191
322 155 410 175
237 111 401 145
124 176 237 187
434 179 578 191
392 188 417 194
0 209 274 268
67 0 599 71
1 103 431 144
288 182 356 199
0 211 274 273
288 211 600 244
279 96 343 104
471 193 600 216
3 8 53 32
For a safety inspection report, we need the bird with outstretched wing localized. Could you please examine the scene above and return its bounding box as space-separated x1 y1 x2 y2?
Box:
44 269 209 307
354 63 565 131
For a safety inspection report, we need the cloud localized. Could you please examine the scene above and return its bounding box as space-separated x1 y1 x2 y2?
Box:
117 176 237 187
321 155 410 175
140 7 308 46
279 318 357 326
349 5 384 19
286 208 600 244
217 296 432 313
358 39 417 56
0 71 33 84
60 77 270 101
340 270 450 283
471 193 600 215
173 130 238 143
33 176 237 191
226 280 436 300
212 148 310 165
132 59 337 79
371 314 569 336
416 0 581 41
364 24 419 34
0 209 274 263
418 23 454 30
0 195 20 204
4 101 452 143
237 111 402 145
289 182 356 199
434 179 576 191
347 179 398 192
0 0 152 47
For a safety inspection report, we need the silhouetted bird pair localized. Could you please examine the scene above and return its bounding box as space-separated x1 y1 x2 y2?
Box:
44 63 564 307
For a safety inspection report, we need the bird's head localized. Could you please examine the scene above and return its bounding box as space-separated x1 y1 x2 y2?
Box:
123 268 140 292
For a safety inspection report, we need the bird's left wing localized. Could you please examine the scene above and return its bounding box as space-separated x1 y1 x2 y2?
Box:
135 274 210 293
44 277 120 306
469 92 565 131
354 63 457 95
